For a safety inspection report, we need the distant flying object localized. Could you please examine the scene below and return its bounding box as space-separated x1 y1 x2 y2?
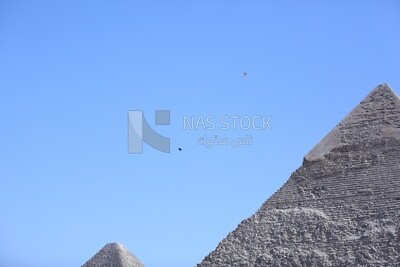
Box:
243 72 248 77
178 148 182 151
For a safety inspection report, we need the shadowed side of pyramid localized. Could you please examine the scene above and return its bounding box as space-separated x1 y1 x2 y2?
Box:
197 84 400 267
82 243 145 267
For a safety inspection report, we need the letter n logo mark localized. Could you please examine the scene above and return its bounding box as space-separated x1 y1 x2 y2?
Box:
128 110 170 153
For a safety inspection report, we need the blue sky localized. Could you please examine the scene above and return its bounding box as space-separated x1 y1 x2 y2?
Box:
0 1 399 266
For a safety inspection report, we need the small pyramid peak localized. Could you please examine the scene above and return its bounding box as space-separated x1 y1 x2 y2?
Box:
82 242 145 267
305 84 400 162
106 242 125 249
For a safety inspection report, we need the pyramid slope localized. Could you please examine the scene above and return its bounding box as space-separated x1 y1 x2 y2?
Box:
198 84 400 266
82 243 144 267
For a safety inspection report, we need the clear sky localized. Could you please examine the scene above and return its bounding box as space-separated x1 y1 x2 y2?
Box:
0 1 399 267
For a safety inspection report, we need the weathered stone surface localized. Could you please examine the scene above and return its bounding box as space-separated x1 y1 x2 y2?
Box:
306 83 400 161
82 243 144 267
198 84 400 267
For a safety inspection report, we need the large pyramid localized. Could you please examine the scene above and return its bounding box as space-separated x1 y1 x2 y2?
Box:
198 84 400 266
82 243 144 267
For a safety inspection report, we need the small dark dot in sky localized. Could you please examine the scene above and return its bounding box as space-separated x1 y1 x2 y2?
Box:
243 72 248 77
178 148 182 151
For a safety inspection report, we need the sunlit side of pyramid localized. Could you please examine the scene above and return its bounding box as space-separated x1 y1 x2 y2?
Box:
82 243 144 267
198 84 400 266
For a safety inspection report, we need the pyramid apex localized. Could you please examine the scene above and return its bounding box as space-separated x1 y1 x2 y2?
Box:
82 242 145 267
305 84 400 162
362 83 398 102
105 242 126 249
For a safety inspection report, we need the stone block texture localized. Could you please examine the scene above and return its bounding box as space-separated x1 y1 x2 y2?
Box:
197 84 400 267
